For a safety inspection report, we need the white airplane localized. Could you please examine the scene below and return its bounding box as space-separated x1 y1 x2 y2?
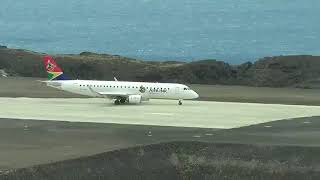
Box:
42 55 199 105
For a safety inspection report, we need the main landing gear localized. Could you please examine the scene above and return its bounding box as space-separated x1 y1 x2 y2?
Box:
114 97 126 105
178 99 183 105
114 99 120 105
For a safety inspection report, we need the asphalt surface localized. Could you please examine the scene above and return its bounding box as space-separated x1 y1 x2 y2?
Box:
0 118 218 170
1 116 320 170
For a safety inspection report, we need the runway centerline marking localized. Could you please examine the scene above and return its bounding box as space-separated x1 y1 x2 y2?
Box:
145 113 174 116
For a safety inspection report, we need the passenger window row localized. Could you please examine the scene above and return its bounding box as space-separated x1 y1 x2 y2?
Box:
79 84 170 90
80 84 139 88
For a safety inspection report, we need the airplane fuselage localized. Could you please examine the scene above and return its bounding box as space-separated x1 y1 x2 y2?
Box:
47 80 199 101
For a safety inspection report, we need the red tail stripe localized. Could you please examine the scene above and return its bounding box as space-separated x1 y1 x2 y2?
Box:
43 55 62 72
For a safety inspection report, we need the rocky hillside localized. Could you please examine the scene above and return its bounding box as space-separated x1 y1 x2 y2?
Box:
1 46 320 88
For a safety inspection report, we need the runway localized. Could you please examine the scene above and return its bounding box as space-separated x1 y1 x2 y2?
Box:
1 97 320 129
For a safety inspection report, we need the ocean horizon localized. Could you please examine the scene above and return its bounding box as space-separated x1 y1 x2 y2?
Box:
0 0 319 63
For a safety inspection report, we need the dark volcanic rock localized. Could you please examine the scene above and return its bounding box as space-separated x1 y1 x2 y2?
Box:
245 55 320 87
1 47 320 88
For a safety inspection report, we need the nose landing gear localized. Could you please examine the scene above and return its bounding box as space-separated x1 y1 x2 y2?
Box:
178 99 183 105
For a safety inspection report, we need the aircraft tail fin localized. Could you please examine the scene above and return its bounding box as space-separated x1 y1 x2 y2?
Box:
43 55 70 81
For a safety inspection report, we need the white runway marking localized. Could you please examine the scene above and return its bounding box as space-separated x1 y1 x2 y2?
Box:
0 98 320 129
146 113 174 116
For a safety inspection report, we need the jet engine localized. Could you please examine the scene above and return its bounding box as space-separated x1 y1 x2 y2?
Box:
128 95 142 104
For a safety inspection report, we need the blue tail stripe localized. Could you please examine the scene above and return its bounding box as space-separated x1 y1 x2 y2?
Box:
52 73 71 80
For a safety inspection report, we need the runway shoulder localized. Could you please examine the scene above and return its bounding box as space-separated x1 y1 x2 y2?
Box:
1 116 320 170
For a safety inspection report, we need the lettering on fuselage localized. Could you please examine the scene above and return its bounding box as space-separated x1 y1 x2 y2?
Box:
138 85 168 94
148 87 168 93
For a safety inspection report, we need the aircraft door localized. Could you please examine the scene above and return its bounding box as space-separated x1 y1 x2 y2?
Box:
80 85 86 91
175 87 180 94
78 83 91 96
79 83 88 91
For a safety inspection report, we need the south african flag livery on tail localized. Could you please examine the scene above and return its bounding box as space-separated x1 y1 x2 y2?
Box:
43 55 70 80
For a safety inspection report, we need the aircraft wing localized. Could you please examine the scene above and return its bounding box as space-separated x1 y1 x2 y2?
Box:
96 92 136 99
88 86 132 99
98 92 129 96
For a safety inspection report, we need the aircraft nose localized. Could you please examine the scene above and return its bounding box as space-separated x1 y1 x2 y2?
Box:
193 91 199 99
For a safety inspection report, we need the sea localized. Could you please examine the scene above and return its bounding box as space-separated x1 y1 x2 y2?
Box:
0 0 319 63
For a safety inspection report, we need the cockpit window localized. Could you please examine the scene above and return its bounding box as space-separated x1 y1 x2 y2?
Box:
183 87 191 90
